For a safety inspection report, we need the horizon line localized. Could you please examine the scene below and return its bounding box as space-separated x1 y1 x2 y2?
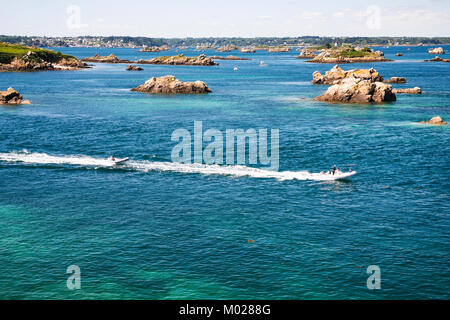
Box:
2 35 450 39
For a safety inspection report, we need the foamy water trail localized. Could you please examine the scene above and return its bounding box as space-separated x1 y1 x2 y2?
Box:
0 151 355 181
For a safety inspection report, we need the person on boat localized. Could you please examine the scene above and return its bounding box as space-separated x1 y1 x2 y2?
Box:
332 165 337 175
108 155 116 161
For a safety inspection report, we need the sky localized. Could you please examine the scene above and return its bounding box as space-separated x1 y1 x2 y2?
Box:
2 0 449 37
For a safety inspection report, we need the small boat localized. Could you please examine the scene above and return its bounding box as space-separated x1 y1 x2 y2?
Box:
333 171 357 180
260 60 265 66
319 170 357 180
233 67 238 71
112 157 129 165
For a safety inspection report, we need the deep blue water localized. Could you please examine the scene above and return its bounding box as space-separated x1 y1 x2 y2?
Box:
0 46 449 299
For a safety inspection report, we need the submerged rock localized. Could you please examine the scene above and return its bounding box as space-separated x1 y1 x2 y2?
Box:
428 47 445 54
384 77 406 83
0 87 31 105
131 75 212 94
126 65 143 71
420 116 447 125
314 78 396 103
312 65 383 84
392 87 422 94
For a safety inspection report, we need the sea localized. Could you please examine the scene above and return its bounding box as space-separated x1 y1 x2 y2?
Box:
0 45 448 299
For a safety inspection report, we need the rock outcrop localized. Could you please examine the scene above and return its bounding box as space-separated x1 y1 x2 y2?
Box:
425 56 450 62
312 65 383 85
126 65 143 71
297 48 316 59
392 87 422 94
384 77 406 83
420 116 447 125
217 45 238 52
139 45 171 52
81 54 133 64
428 47 445 54
131 75 212 94
0 87 31 105
137 54 218 66
314 78 396 103
268 47 291 52
240 47 256 53
210 55 251 60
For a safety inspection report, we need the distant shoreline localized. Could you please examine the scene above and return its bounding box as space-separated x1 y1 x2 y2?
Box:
1 35 449 49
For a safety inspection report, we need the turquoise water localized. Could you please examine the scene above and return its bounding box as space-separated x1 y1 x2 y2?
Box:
0 46 449 299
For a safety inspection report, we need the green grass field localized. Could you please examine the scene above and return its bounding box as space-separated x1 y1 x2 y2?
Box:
0 42 75 64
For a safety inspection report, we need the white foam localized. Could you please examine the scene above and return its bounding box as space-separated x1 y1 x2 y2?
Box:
0 151 355 181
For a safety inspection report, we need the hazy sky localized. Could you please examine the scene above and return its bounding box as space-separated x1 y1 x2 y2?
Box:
2 0 449 37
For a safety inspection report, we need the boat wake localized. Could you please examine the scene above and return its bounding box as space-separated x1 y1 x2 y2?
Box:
0 151 355 181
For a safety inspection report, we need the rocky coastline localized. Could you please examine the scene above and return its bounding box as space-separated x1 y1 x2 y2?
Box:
0 47 88 72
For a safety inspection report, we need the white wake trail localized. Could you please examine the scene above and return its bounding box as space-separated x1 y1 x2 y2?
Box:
0 151 355 181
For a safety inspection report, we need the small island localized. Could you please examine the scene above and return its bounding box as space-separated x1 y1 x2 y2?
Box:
268 46 291 53
307 47 391 63
138 45 171 52
428 47 445 54
210 55 251 60
81 53 218 66
81 54 133 64
137 54 218 66
313 65 396 103
425 56 450 63
0 42 88 71
131 75 211 94
126 65 143 71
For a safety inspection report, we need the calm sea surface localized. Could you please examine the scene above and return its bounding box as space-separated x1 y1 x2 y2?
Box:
0 46 449 299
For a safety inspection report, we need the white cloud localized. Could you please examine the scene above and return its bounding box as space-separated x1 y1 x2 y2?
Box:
299 11 324 20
